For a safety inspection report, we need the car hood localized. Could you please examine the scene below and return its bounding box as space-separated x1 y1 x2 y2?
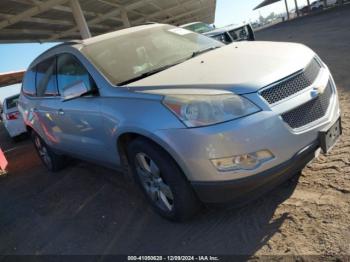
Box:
126 41 315 95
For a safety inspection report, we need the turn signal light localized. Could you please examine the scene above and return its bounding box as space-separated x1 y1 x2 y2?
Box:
6 111 20 120
211 150 274 172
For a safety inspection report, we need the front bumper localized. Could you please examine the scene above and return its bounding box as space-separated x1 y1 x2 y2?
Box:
151 60 341 204
155 91 340 183
191 142 318 203
154 63 341 184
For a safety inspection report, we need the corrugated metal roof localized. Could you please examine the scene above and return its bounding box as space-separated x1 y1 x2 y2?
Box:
0 0 217 43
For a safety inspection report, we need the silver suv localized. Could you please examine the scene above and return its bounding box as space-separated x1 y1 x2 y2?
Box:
19 24 341 221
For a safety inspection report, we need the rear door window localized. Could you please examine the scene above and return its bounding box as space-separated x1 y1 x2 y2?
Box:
36 57 59 97
22 68 36 96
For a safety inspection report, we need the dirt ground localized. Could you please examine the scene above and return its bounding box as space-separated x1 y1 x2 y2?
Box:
0 5 349 259
254 5 350 257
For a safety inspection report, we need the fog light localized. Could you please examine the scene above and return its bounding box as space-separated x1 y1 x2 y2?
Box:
211 150 274 172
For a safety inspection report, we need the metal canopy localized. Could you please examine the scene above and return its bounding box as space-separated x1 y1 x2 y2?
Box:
254 0 293 20
0 0 217 43
254 0 281 10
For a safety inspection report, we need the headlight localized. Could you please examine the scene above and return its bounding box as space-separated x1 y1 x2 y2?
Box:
163 94 260 127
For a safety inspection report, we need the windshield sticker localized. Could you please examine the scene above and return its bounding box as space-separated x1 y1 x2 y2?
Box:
168 28 192 35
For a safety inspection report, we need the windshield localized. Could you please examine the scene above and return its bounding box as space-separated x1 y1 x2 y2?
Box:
183 22 214 34
82 25 223 85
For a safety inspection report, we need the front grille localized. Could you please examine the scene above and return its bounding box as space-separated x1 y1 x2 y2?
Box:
261 58 321 104
281 81 333 129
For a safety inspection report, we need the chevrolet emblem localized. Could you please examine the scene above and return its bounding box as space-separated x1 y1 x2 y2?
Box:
311 85 326 98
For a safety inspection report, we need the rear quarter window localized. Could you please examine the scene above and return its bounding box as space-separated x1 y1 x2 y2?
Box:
22 68 36 96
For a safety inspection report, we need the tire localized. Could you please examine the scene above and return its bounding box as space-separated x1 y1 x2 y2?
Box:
31 131 66 172
11 135 21 143
127 138 201 221
11 132 27 142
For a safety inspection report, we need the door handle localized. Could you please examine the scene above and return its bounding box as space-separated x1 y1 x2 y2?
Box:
58 109 65 116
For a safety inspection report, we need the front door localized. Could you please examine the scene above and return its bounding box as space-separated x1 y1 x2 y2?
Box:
55 53 106 163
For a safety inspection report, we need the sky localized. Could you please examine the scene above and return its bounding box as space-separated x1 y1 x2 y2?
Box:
0 0 309 102
0 42 57 103
215 0 309 27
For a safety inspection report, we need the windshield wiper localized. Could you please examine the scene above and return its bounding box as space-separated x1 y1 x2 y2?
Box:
191 46 221 58
117 62 182 86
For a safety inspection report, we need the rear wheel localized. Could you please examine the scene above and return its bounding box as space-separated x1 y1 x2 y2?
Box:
31 131 66 172
11 135 21 143
127 138 200 221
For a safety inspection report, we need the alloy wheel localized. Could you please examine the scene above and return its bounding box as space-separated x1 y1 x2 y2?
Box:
34 136 52 169
135 152 174 212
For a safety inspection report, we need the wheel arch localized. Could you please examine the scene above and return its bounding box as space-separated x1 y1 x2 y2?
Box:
116 130 191 182
25 125 33 134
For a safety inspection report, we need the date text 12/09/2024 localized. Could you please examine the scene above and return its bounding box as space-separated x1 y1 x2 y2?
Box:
127 256 220 261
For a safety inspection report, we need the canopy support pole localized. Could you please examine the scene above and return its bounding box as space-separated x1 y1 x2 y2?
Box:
294 0 300 17
284 0 290 20
70 0 91 39
121 8 131 28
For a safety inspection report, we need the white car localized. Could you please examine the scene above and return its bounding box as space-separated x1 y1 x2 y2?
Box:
181 22 255 44
1 94 26 139
311 0 337 10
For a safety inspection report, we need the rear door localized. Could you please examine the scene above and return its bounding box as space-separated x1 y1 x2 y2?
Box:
34 56 62 148
18 67 40 133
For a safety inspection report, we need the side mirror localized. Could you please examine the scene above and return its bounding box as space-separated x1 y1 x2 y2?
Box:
62 81 89 101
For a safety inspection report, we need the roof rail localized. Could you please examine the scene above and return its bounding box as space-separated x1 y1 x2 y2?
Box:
132 21 160 27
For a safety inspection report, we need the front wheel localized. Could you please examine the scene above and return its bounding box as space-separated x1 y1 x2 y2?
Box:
127 138 201 221
31 131 66 172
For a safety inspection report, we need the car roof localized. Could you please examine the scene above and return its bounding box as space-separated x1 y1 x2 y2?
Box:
81 23 165 46
26 40 81 69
